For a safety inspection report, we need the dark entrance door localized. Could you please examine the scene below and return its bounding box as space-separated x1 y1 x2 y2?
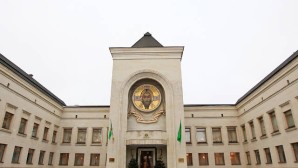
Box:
140 151 153 168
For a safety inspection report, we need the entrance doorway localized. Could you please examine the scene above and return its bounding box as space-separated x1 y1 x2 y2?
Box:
137 148 156 168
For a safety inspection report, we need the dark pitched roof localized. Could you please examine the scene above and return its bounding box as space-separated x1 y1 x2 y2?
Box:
0 53 66 106
132 32 163 48
236 50 298 104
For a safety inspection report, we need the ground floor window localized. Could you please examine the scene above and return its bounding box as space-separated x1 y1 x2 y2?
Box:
90 153 100 166
198 153 209 165
59 153 69 165
245 151 251 165
214 153 225 165
254 150 261 165
38 150 45 165
264 148 272 164
26 149 34 164
12 146 22 163
276 145 286 163
230 152 241 165
0 144 7 163
75 153 84 166
48 152 54 165
292 142 298 162
186 153 193 166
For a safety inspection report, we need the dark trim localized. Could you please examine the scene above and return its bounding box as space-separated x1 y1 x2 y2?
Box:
0 53 66 106
184 104 234 107
64 105 110 108
236 50 298 104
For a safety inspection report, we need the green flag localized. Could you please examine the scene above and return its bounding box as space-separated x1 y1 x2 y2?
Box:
177 119 182 143
108 120 113 140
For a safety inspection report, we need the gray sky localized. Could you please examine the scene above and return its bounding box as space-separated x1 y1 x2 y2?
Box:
1 0 298 105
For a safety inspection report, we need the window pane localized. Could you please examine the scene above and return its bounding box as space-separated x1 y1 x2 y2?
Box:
52 131 57 143
0 144 7 162
18 118 27 134
90 154 100 166
186 153 193 166
258 117 266 136
59 153 69 165
228 127 238 143
241 125 247 142
214 153 225 165
212 128 222 143
254 150 261 164
77 128 87 143
74 153 84 166
292 143 298 162
199 153 209 165
48 152 54 165
264 148 272 164
38 151 45 165
285 110 295 128
2 112 13 129
26 149 34 164
43 127 49 140
12 146 22 163
246 151 251 165
276 145 286 163
185 128 191 143
63 128 72 143
230 152 241 165
269 112 279 132
196 128 206 143
92 128 102 144
249 122 256 139
32 123 39 138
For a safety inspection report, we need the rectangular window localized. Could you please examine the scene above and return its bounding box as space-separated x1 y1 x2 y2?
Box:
249 121 256 139
43 127 49 141
77 128 87 144
269 111 279 132
258 117 266 136
284 110 295 128
264 148 272 164
245 151 251 165
63 128 72 143
212 127 222 143
92 128 102 144
0 144 7 163
2 112 13 130
52 131 57 143
185 128 191 144
254 150 261 165
186 153 193 166
198 153 209 165
12 146 22 163
292 142 298 162
26 148 34 164
38 150 45 165
230 152 241 165
74 153 84 166
48 152 54 165
90 153 100 166
18 118 27 134
32 123 39 138
241 125 247 142
196 128 207 143
214 153 225 165
276 145 286 163
59 153 69 165
227 126 238 143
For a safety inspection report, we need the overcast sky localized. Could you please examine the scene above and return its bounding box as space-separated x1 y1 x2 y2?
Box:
1 0 298 105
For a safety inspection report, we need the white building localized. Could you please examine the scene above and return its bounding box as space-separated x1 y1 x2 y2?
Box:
0 33 297 168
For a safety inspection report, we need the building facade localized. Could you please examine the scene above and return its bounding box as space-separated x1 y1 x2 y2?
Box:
0 33 298 168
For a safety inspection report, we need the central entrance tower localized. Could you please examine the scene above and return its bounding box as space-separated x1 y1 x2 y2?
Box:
107 33 187 168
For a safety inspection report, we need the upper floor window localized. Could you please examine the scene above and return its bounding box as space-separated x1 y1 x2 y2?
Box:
38 150 45 165
284 110 295 129
52 131 57 143
0 144 7 163
48 152 54 165
276 145 286 163
43 127 49 141
92 128 102 144
12 146 22 163
241 125 247 142
185 128 191 144
258 117 266 136
264 148 272 164
269 111 279 133
245 151 251 165
77 128 87 144
196 128 207 143
63 128 72 143
254 150 261 165
2 112 13 130
212 127 222 143
32 123 39 138
227 126 238 143
249 121 256 140
18 118 27 134
292 142 298 162
26 148 34 164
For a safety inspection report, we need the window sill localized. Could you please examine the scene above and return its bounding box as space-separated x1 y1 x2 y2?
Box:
31 136 39 140
26 163 33 165
76 143 86 146
17 133 27 137
285 127 297 132
242 141 248 144
278 162 286 164
260 135 267 139
42 139 49 143
213 142 224 145
266 162 272 164
91 143 102 146
197 142 208 146
271 131 281 136
61 143 71 146
51 142 57 145
251 138 257 142
0 128 12 134
256 163 261 165
228 142 239 145
11 162 20 164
